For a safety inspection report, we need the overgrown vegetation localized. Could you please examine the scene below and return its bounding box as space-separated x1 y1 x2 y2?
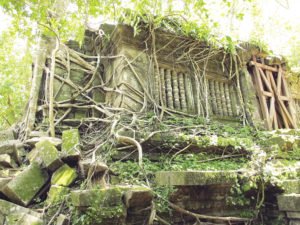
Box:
1 0 300 128
0 1 300 225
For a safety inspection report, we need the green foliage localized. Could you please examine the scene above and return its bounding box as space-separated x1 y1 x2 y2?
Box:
0 30 31 128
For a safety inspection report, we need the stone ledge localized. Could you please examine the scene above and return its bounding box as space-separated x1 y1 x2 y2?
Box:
155 170 238 186
287 212 300 219
279 180 300 194
277 194 300 211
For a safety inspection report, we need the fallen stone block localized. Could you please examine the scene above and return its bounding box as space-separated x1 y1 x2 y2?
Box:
0 154 17 168
0 177 12 190
0 140 24 164
46 185 69 205
0 168 21 178
34 140 63 171
70 186 127 225
51 164 77 187
155 170 238 186
25 136 62 147
56 214 70 225
79 159 108 187
123 186 153 208
27 147 39 163
0 199 42 217
61 129 81 162
79 159 108 178
5 212 43 225
277 194 300 211
0 129 15 142
2 162 49 206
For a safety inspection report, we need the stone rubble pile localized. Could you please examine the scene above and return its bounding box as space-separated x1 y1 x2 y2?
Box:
0 128 153 225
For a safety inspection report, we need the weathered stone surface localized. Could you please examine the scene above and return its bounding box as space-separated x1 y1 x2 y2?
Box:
70 186 127 225
26 136 62 147
34 140 63 171
56 214 70 225
0 213 4 224
155 171 238 186
0 199 42 217
0 154 16 168
0 168 21 178
71 186 125 207
29 131 49 138
277 194 300 211
46 185 69 205
61 129 81 161
287 212 300 219
279 180 300 194
51 164 77 187
0 140 23 164
0 177 12 190
0 129 15 141
5 212 43 225
27 147 39 163
123 186 153 208
79 159 108 187
79 159 108 178
289 219 300 225
2 163 49 206
267 134 300 151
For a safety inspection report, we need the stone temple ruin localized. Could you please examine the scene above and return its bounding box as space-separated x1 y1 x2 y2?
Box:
0 24 300 225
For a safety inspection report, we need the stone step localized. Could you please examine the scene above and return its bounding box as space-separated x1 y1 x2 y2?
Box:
155 170 238 186
277 194 300 211
279 179 300 194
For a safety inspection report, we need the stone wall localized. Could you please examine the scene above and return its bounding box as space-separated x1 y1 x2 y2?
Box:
37 24 297 129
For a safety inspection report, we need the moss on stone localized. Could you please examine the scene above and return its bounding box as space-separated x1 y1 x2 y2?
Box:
35 140 63 171
61 129 81 160
5 213 43 225
51 164 77 187
155 170 238 186
70 186 129 225
46 185 69 205
2 162 49 206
